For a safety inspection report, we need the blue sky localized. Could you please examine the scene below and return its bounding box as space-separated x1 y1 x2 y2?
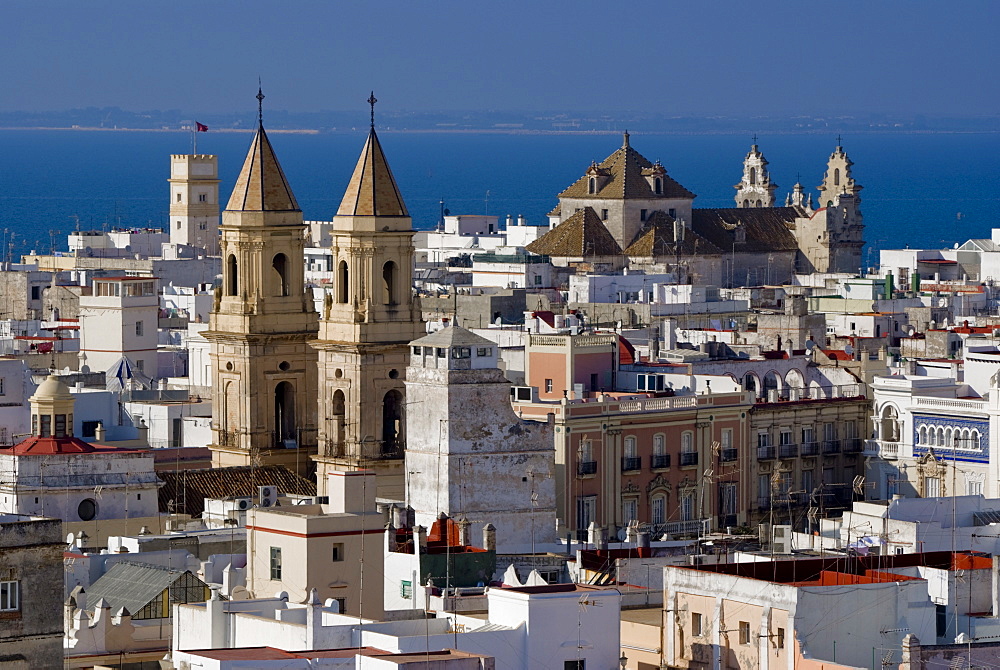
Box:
5 0 998 115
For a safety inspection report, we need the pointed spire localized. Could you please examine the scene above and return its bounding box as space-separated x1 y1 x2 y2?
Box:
226 88 299 212
623 130 630 148
337 104 408 217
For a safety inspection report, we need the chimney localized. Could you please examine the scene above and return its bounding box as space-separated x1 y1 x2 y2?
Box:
457 517 472 547
518 215 527 227
625 525 639 545
413 525 427 555
637 531 651 549
482 523 497 552
94 422 106 442
588 522 607 550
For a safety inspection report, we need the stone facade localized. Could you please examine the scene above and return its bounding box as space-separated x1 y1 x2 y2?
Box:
205 118 319 474
0 515 64 669
168 154 221 254
312 126 424 498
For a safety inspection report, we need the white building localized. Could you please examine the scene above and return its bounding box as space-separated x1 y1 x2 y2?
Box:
405 325 557 551
79 276 159 376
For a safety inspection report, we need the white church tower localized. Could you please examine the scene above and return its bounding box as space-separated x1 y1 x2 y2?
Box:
734 139 777 208
404 325 557 551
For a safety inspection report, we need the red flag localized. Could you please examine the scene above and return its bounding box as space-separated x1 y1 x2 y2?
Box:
196 122 208 132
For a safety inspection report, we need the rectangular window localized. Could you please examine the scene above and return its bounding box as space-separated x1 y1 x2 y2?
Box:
82 420 99 438
31 286 40 301
40 415 51 438
0 580 18 611
198 193 207 202
269 547 282 580
668 208 676 218
653 434 665 456
759 475 770 499
802 470 814 496
757 432 771 447
824 423 836 441
651 496 665 525
545 379 553 393
601 209 608 221
925 476 941 498
54 414 66 438
477 347 492 357
534 275 542 285
935 603 947 638
739 621 751 645
590 373 599 391
776 627 785 649
576 495 596 531
624 437 637 459
436 347 446 358
332 543 344 562
802 426 814 443
968 480 984 496
176 193 182 202
779 430 792 446
681 492 694 521
401 580 412 599
451 347 471 359
564 662 585 670
692 612 703 636
334 597 347 614
0 378 5 395
720 482 737 515
412 346 422 355
623 499 638 524
721 429 732 449
640 209 647 221
681 432 694 453
135 321 143 337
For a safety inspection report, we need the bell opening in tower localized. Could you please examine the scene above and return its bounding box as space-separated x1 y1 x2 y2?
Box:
274 381 296 447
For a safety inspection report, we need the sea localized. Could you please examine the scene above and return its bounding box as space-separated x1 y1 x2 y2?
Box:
0 129 998 263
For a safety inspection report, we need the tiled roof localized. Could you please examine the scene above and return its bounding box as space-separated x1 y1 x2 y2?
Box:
1 436 140 456
337 127 409 217
623 210 724 257
226 123 299 212
526 207 622 257
691 207 800 253
157 465 315 517
558 133 696 201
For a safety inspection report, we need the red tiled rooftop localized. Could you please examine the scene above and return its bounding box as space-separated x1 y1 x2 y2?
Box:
1 436 142 455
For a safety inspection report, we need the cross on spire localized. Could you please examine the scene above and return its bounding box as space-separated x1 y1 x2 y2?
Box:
751 133 758 145
368 91 377 128
257 80 265 126
836 134 843 147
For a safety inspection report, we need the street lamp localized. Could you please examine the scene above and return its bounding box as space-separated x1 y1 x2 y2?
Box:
620 653 628 669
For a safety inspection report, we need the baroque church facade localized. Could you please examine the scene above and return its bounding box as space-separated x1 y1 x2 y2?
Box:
528 134 864 286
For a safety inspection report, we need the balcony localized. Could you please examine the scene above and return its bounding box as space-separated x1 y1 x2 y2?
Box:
757 445 776 460
719 448 738 463
822 440 841 455
800 441 819 457
863 439 900 459
621 457 642 472
842 438 864 454
577 460 598 476
679 452 699 467
650 454 671 469
778 443 799 459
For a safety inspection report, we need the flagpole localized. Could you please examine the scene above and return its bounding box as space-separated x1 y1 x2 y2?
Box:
192 122 197 154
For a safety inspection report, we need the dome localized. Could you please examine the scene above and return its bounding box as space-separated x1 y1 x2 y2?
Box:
31 375 74 402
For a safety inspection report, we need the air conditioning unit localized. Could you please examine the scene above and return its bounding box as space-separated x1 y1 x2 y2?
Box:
772 525 793 554
688 554 707 566
258 486 278 508
234 497 252 511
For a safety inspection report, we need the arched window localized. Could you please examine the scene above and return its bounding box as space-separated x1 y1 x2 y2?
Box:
880 405 900 442
937 427 944 446
274 381 296 445
653 434 665 456
272 253 289 297
743 199 750 208
749 167 757 185
834 168 840 186
382 261 397 305
755 199 762 207
589 177 596 194
382 390 404 454
654 177 662 195
337 261 349 304
226 254 238 296
681 431 694 453
919 426 927 444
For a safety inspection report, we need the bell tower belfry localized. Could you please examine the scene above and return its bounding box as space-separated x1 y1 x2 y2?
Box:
734 139 777 208
205 90 319 474
312 94 424 498
819 140 862 217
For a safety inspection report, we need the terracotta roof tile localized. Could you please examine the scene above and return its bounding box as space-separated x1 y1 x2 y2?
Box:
558 133 695 201
623 210 724 257
691 207 800 253
526 207 622 257
157 465 315 517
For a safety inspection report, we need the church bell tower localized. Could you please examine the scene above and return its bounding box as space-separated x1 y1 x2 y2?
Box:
205 89 319 474
734 139 777 208
312 94 424 498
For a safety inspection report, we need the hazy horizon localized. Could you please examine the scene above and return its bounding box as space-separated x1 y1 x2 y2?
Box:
5 1 997 117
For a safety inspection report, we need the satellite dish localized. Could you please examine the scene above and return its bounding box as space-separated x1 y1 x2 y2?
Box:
616 528 627 542
844 344 855 357
805 339 816 351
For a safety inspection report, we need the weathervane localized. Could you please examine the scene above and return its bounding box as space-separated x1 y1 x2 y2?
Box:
257 79 265 126
368 91 377 128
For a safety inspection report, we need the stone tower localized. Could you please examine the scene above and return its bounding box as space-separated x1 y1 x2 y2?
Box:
205 93 318 474
311 103 424 498
734 142 777 208
404 325 556 551
168 154 221 254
